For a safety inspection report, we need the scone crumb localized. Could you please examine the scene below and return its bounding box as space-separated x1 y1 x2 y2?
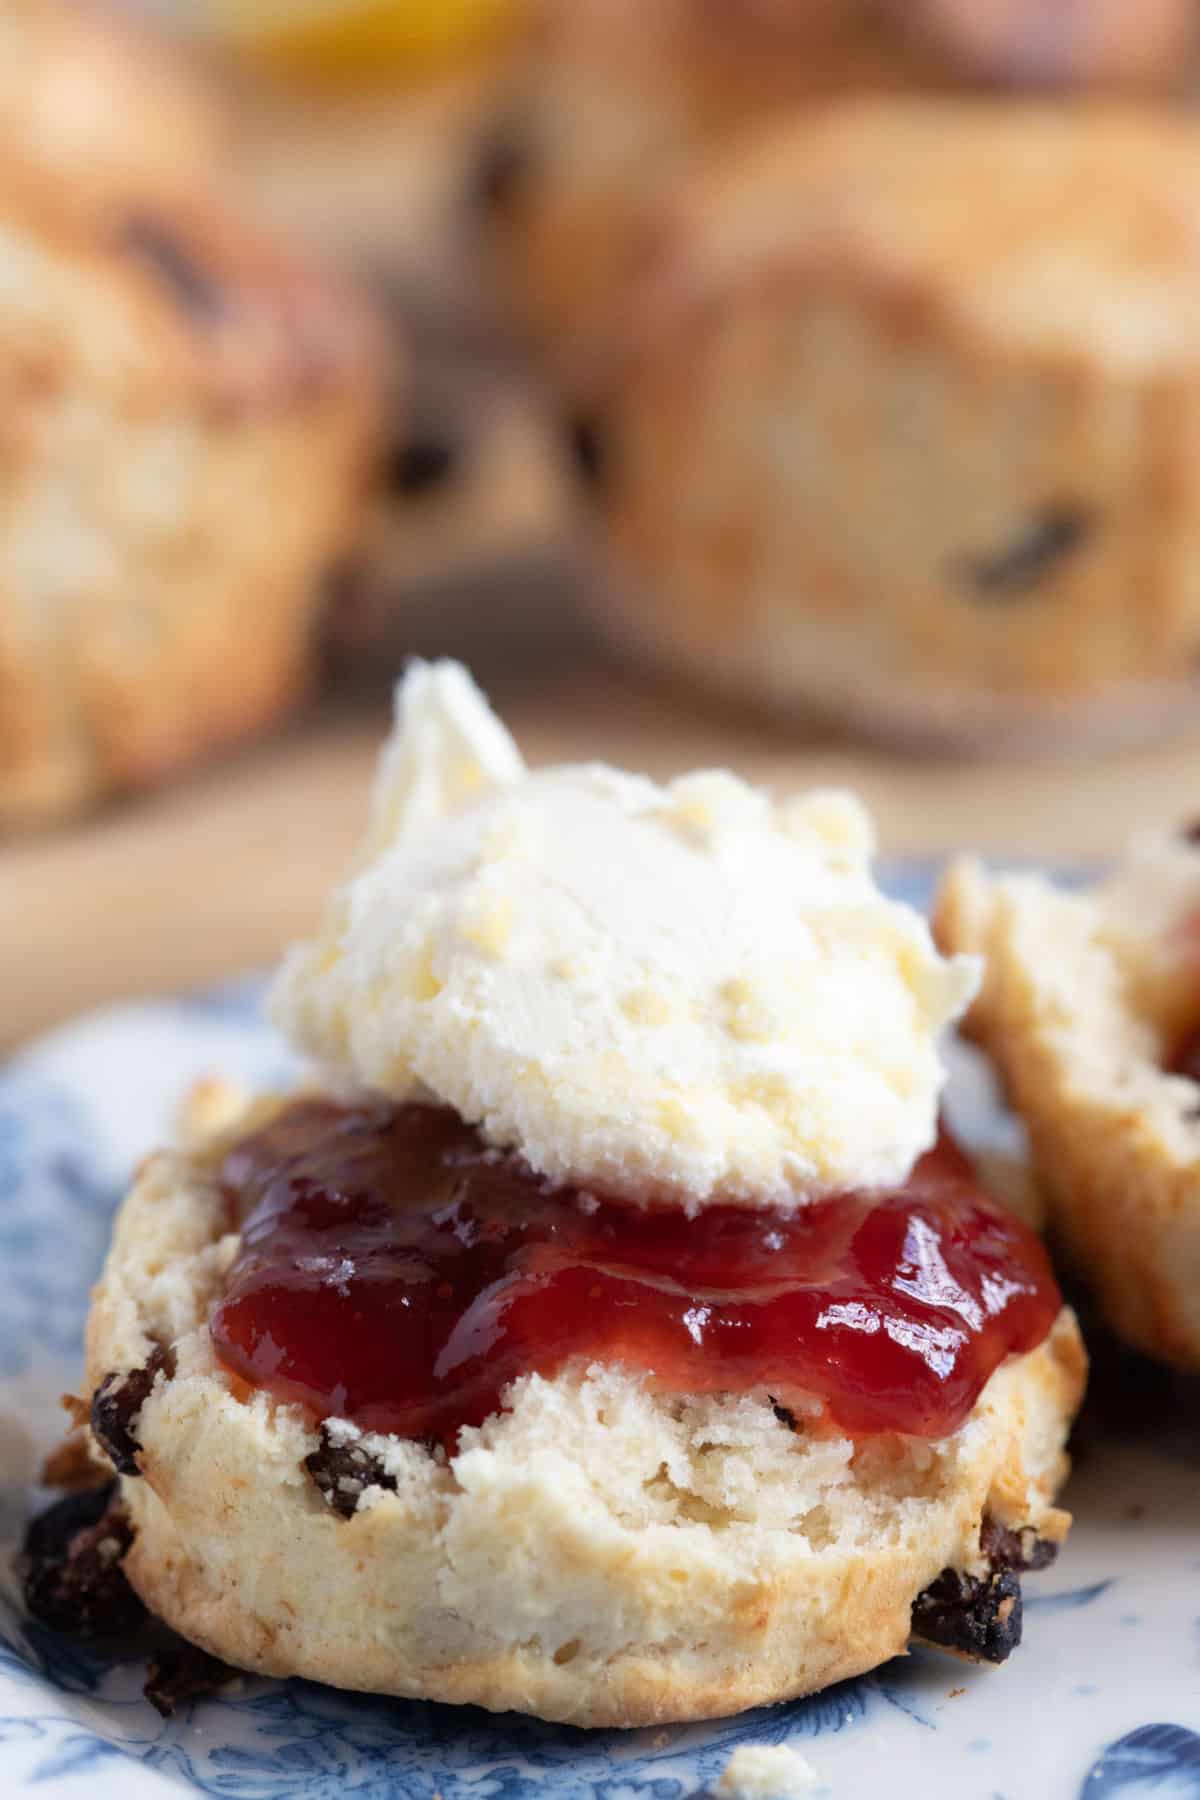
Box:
716 1744 819 1798
178 1079 251 1149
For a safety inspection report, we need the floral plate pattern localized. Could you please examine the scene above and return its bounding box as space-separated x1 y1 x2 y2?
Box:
0 868 1197 1800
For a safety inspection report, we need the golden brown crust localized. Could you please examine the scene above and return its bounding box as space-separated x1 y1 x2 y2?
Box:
480 0 951 366
575 100 1200 746
935 855 1200 1369
0 53 382 827
81 1104 1084 1727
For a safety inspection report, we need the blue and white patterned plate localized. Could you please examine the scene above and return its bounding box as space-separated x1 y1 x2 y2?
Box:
0 868 1197 1800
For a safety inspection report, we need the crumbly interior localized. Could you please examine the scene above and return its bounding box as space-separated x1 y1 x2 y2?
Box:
588 104 1200 744
937 852 1200 1368
81 1105 1082 1723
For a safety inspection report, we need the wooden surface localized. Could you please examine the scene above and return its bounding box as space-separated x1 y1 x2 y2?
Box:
6 655 1200 1055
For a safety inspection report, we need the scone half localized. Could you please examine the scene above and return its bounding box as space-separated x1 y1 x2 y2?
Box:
0 166 380 826
572 100 1200 752
936 850 1200 1369
78 1094 1084 1730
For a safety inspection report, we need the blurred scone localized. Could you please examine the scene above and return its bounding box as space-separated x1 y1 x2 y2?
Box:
66 664 1084 1726
0 167 378 826
574 101 1200 751
475 0 951 370
83 1122 1082 1726
0 0 226 208
936 839 1200 1370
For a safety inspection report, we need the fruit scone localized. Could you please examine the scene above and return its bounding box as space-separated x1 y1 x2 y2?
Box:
474 0 953 375
69 662 1084 1727
573 100 1200 752
937 837 1200 1370
0 2 381 828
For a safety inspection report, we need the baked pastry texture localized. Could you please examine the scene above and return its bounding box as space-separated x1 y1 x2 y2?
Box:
0 163 379 826
79 1090 1084 1728
936 843 1200 1370
575 100 1200 751
475 0 951 371
477 0 1194 375
59 666 1084 1723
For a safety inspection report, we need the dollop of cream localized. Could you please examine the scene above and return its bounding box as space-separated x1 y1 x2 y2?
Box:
271 661 978 1209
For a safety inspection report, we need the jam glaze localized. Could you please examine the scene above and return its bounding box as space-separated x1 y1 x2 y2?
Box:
210 1101 1061 1451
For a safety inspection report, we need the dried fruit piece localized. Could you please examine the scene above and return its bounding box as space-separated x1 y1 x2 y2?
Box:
911 1565 1023 1663
1167 1024 1200 1085
304 1423 398 1519
951 505 1094 600
567 414 607 491
979 1516 1059 1572
20 1484 145 1637
120 216 226 323
387 433 457 496
91 1346 171 1476
471 120 533 218
144 1641 238 1717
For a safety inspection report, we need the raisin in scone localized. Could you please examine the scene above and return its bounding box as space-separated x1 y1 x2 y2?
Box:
71 662 1084 1726
0 163 379 828
937 838 1200 1370
475 0 953 373
574 100 1200 752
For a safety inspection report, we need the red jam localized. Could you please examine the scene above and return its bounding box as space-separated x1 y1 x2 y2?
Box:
210 1101 1061 1449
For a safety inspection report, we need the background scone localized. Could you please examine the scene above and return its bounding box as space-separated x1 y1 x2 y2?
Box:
80 1097 1084 1728
575 101 1200 752
475 0 951 374
0 166 379 827
936 841 1200 1369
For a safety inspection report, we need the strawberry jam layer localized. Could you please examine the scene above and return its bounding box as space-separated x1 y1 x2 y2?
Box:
210 1100 1061 1448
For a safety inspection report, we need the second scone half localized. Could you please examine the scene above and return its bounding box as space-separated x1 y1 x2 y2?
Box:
78 663 1084 1726
937 844 1200 1371
574 99 1200 752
